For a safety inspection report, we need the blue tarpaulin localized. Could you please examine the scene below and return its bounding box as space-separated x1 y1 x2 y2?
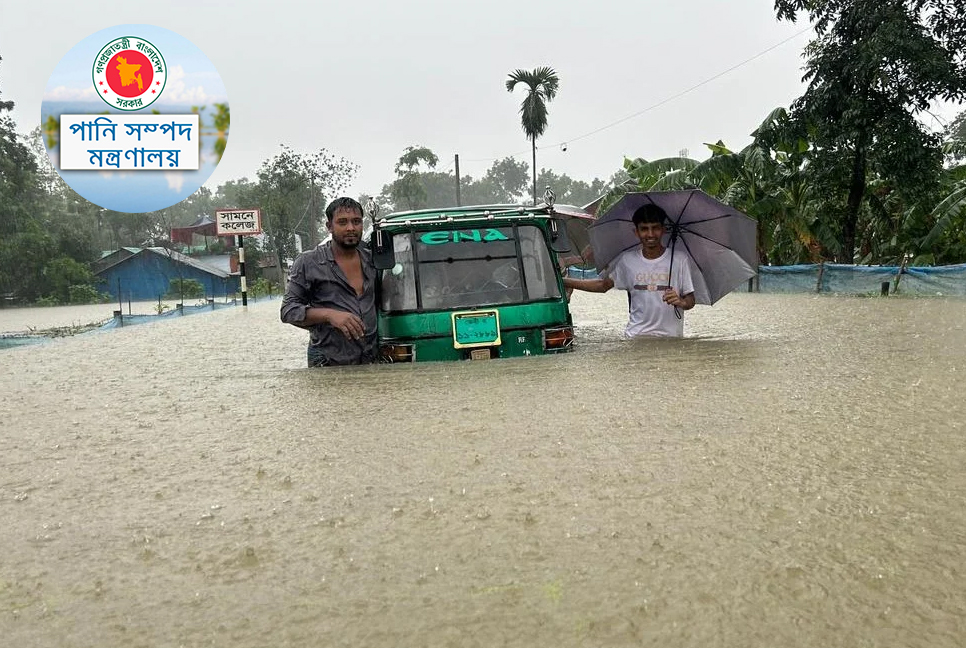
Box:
568 263 966 296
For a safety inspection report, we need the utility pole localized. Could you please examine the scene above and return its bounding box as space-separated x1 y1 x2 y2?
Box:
455 153 461 206
308 173 318 247
237 235 248 306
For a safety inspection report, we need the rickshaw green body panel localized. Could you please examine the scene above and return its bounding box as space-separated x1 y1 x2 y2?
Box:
374 205 575 363
380 301 571 362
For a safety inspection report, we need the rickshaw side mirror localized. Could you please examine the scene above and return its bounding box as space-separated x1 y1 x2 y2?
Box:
548 218 573 253
372 228 396 270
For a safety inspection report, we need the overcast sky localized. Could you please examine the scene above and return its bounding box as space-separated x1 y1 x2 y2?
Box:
1 0 959 203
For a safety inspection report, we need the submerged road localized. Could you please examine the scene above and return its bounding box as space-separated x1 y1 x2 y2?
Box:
1 292 964 647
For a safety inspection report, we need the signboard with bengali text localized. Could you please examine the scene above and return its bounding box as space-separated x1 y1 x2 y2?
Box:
59 114 199 170
216 209 262 236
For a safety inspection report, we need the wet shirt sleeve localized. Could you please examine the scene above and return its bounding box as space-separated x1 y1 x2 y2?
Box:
280 255 311 326
280 246 378 365
606 254 630 291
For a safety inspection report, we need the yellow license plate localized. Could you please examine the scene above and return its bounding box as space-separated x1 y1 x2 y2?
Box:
452 310 501 348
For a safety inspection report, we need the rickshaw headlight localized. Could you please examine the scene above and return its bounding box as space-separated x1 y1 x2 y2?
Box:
542 326 574 350
380 343 415 363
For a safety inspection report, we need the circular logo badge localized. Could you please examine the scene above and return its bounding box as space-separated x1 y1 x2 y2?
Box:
42 25 229 213
92 37 167 110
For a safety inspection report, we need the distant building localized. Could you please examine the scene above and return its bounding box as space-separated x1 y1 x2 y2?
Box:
94 247 240 301
170 215 221 249
93 247 142 274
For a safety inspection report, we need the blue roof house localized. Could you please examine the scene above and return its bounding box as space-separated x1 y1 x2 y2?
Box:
94 247 240 301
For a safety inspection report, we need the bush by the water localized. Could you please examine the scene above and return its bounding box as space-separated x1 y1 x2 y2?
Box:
165 278 206 299
34 284 110 306
68 284 110 304
249 277 280 299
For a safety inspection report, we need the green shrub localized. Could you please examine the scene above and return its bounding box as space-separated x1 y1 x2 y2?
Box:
68 284 108 304
43 256 95 304
165 278 206 299
249 277 279 298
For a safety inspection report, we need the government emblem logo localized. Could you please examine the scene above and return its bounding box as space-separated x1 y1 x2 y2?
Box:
92 36 167 111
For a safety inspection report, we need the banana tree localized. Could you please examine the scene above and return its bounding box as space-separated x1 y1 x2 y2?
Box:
919 163 966 263
590 156 699 216
688 108 825 265
688 140 789 264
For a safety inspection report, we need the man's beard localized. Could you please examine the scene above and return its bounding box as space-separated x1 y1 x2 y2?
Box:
333 235 360 250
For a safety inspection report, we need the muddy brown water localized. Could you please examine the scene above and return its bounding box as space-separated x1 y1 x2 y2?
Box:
1 292 964 647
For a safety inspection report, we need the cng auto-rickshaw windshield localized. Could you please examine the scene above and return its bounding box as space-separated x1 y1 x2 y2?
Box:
379 225 561 312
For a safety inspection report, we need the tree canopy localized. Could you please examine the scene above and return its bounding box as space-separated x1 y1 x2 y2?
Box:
773 0 966 261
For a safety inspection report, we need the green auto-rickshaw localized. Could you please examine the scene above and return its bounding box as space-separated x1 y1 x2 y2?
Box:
371 203 584 362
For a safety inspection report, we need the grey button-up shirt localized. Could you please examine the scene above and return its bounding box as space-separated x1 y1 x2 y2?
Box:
280 242 377 365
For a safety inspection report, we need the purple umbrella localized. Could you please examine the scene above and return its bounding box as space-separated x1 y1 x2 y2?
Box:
588 190 757 305
550 203 597 268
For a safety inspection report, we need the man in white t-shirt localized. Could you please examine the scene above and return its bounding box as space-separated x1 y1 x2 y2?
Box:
564 203 695 337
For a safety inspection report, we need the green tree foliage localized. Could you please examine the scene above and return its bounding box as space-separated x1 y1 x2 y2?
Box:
212 103 229 162
216 177 257 207
250 145 356 269
944 110 966 162
395 146 439 173
190 105 206 129
390 171 461 210
248 276 279 300
457 157 532 205
43 115 58 148
481 157 530 203
0 56 42 245
377 146 610 214
506 66 560 205
774 0 966 261
608 109 837 265
43 256 95 304
0 61 104 302
67 284 108 305
100 209 155 250
594 156 699 218
2 59 259 304
212 103 230 132
390 145 439 210
919 116 966 263
610 102 966 266
162 186 216 234
535 168 608 208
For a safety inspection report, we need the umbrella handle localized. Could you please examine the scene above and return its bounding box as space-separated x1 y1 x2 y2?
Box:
667 231 683 320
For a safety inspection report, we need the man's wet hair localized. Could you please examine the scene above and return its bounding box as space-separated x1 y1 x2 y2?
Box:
632 203 668 226
325 197 364 223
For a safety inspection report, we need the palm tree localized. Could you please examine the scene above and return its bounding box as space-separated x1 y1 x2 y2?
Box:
505 67 559 205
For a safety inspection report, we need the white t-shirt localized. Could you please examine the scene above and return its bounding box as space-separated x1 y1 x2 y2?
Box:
605 247 695 338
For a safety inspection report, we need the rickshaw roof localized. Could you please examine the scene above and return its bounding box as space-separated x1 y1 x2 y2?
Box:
376 203 592 228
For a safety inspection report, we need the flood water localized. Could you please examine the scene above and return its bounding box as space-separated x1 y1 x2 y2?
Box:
1 292 964 647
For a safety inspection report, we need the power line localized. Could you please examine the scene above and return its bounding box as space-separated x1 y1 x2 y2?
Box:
463 25 812 165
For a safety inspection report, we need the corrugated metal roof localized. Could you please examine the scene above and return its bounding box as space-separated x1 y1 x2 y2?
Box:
193 254 233 274
93 247 232 278
99 247 141 259
145 248 232 278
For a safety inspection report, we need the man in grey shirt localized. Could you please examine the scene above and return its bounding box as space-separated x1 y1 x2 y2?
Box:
280 197 377 366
